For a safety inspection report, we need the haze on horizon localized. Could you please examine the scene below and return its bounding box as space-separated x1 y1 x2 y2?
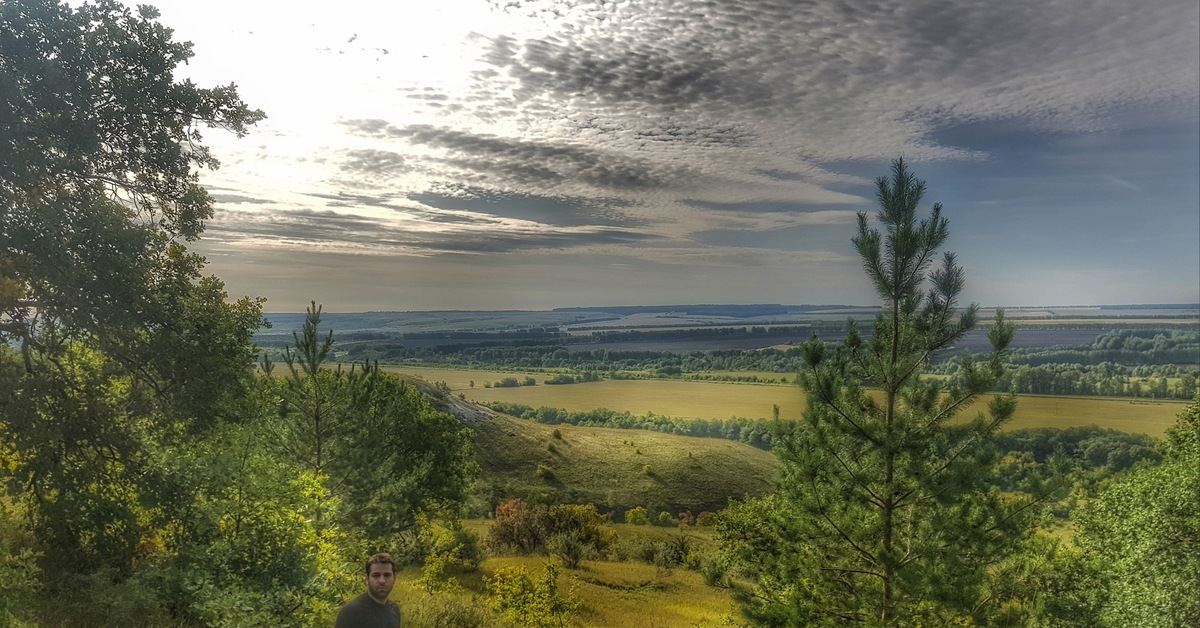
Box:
135 0 1198 313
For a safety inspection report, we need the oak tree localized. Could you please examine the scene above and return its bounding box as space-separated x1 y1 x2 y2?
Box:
0 0 264 575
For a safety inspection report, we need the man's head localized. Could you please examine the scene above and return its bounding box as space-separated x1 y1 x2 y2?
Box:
364 553 396 604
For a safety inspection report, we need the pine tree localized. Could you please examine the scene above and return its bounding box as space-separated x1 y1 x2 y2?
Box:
720 159 1029 625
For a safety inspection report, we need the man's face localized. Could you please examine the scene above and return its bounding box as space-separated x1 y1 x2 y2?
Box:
365 562 396 603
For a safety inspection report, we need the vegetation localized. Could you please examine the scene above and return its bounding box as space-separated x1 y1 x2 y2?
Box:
0 4 475 624
1071 395 1200 626
483 401 789 449
467 409 776 517
2 2 1194 625
717 159 1035 625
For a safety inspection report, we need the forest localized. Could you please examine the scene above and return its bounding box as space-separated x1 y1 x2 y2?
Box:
1 2 1197 626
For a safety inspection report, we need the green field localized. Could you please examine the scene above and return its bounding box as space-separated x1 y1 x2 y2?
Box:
394 524 736 627
466 404 775 515
391 366 1185 436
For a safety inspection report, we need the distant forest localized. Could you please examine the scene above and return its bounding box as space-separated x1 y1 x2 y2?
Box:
271 324 1200 400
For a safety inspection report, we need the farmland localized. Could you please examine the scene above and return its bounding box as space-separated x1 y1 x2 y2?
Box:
389 365 1184 436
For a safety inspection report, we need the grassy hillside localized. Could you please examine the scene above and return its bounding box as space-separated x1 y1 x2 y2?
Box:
426 385 776 517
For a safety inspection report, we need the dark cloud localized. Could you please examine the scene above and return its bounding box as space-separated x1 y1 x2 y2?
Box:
344 120 696 191
204 206 660 256
210 193 273 205
410 188 643 228
683 199 847 214
340 149 408 176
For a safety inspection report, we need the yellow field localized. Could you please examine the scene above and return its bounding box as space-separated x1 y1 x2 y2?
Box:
386 366 1185 436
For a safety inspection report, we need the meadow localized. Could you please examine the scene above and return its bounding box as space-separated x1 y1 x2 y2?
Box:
395 524 737 628
390 366 1185 436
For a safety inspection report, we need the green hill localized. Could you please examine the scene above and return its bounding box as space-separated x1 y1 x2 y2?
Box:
424 383 777 518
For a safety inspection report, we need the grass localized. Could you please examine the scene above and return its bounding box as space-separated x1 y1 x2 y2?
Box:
394 523 738 628
469 409 775 516
397 366 1185 436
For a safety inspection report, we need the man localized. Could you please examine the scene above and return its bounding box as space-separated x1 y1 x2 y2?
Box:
335 553 402 628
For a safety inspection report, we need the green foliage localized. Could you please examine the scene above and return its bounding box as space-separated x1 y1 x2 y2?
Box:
0 538 38 628
624 507 649 525
656 511 675 526
486 562 580 628
1072 395 1200 627
484 401 792 450
273 304 479 538
979 535 1107 627
0 0 267 607
487 500 612 564
418 515 484 592
720 159 1036 625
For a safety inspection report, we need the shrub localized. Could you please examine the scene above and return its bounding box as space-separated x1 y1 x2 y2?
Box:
546 443 557 454
486 563 580 628
657 511 675 526
418 515 484 593
696 511 717 527
488 501 612 560
624 507 649 525
489 499 540 554
642 464 653 476
546 530 595 569
535 464 555 480
678 512 694 526
552 429 562 440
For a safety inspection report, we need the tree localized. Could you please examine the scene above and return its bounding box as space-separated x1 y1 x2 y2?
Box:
1073 394 1200 626
273 303 478 538
0 0 264 581
275 301 362 529
719 159 1027 625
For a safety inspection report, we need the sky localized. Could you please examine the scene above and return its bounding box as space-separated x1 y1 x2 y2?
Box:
132 0 1198 312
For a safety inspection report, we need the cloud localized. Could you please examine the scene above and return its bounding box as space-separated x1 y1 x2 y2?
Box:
166 0 1196 309
339 149 408 177
343 120 699 193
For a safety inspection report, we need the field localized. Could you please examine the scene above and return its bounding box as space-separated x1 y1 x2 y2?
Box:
394 524 736 628
390 366 1185 436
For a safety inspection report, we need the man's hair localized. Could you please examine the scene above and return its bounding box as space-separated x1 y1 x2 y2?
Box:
364 553 395 576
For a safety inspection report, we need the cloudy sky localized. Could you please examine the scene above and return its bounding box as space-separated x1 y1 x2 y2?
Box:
140 0 1197 312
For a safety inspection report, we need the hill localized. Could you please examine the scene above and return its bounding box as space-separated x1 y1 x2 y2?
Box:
423 382 777 517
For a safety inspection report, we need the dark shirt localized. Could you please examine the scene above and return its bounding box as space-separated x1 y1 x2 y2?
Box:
334 592 402 628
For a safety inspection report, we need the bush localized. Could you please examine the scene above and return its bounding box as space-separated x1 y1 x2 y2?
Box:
624 507 649 525
489 499 540 554
535 464 555 480
486 563 580 628
657 511 675 526
696 511 717 527
488 501 612 561
546 530 595 569
418 515 484 593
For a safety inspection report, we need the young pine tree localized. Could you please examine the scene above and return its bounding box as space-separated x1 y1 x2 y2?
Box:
720 159 1028 626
